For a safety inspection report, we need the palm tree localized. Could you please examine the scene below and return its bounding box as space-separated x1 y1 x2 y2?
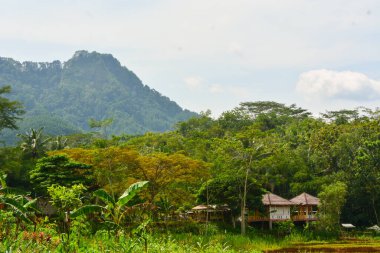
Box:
17 127 51 158
50 135 68 150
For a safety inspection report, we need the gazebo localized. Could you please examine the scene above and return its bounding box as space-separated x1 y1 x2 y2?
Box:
290 192 319 222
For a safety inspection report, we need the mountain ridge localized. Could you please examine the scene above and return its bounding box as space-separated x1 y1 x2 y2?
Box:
0 50 196 144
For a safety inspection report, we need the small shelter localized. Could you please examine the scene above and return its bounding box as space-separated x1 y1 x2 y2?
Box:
248 192 295 229
189 204 230 222
367 225 380 235
290 192 319 222
367 225 380 232
342 223 355 228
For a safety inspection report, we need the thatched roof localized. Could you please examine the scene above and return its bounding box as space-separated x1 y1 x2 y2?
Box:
262 192 295 206
192 205 212 211
191 204 230 211
290 192 319 206
342 223 355 228
367 225 380 231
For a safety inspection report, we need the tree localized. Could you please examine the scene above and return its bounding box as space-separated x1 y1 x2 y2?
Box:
136 152 209 207
29 155 93 196
17 127 51 159
321 109 360 125
210 137 269 234
0 85 24 134
353 139 380 225
176 110 221 139
197 175 264 228
237 101 311 131
50 147 140 195
50 135 68 150
317 182 347 235
88 118 113 138
48 184 86 242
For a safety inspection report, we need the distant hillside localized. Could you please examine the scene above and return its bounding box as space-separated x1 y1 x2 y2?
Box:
0 50 196 144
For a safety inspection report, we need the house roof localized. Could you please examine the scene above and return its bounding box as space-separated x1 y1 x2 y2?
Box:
262 192 295 206
290 192 319 206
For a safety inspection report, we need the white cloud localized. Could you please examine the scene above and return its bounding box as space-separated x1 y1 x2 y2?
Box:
184 76 202 90
209 84 224 94
296 69 380 101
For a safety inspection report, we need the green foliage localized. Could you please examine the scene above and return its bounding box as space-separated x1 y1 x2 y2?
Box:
317 181 348 235
48 184 86 212
71 181 149 230
50 135 68 150
274 220 295 235
118 181 149 208
0 51 196 145
2 97 380 249
198 175 264 217
0 85 24 134
29 155 92 196
17 127 51 158
88 117 113 138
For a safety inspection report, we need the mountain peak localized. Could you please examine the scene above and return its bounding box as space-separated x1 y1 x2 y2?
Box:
0 51 196 144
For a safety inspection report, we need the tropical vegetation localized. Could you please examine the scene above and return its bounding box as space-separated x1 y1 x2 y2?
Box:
1 86 380 252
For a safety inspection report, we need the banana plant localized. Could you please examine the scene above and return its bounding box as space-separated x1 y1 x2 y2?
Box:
0 173 37 226
72 181 148 230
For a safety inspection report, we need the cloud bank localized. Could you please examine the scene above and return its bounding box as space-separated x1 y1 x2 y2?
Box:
296 69 380 101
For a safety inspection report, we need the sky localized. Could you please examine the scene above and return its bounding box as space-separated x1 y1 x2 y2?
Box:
1 0 379 116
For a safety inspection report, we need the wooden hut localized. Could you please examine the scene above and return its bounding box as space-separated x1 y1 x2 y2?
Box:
189 204 230 222
248 192 295 229
290 192 319 222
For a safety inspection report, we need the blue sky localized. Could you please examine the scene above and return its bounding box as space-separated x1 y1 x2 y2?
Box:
1 0 379 116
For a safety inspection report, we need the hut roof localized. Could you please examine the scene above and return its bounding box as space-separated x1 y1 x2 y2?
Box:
192 205 211 211
262 192 295 206
290 192 319 206
191 204 230 211
367 225 380 231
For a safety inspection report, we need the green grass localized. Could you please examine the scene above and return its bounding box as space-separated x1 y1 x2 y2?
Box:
1 222 380 253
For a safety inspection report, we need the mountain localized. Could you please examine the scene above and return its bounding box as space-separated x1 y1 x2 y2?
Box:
0 50 196 144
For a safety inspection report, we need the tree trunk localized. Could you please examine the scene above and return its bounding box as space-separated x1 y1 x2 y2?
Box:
241 199 246 235
372 196 379 225
241 167 249 235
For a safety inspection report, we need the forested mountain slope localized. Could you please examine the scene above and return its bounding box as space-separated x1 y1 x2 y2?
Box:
0 51 196 144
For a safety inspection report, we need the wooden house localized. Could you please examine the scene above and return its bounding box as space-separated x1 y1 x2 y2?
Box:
290 192 319 222
248 192 295 229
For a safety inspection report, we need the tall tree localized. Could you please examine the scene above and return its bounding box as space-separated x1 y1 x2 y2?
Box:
210 137 269 235
353 139 380 225
0 85 24 134
237 101 311 131
17 127 51 159
318 181 347 235
136 152 209 207
88 118 113 138
50 147 140 195
29 155 93 196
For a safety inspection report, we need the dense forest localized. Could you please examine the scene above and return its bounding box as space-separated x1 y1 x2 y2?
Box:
0 51 196 144
1 85 380 252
